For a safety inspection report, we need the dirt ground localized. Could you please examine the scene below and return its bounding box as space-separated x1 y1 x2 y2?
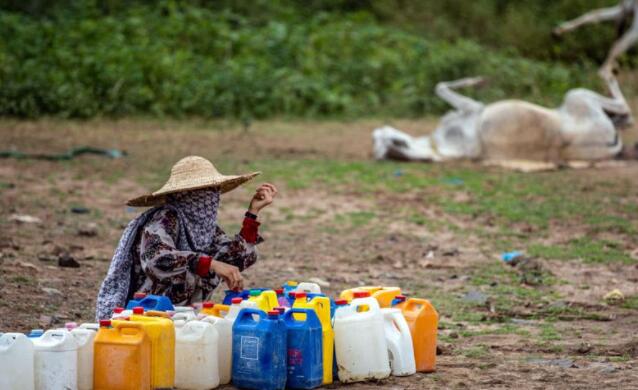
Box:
1 118 637 389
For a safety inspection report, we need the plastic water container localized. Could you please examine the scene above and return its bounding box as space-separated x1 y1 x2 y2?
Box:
222 289 250 305
293 292 334 385
126 308 176 389
33 329 79 390
125 292 148 309
94 320 152 390
248 289 279 312
175 320 220 389
199 301 217 316
284 309 323 389
173 310 198 323
287 292 297 307
65 322 78 331
395 298 438 372
0 333 35 390
78 323 99 331
70 328 96 390
129 295 175 312
295 282 321 294
226 298 258 321
232 309 287 390
275 289 290 308
340 286 402 308
282 280 299 295
382 308 416 376
200 315 232 385
331 299 349 381
333 292 390 383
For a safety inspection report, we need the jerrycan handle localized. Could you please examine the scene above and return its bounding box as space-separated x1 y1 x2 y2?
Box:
115 322 144 337
146 310 170 318
284 308 314 325
404 298 432 312
236 308 266 325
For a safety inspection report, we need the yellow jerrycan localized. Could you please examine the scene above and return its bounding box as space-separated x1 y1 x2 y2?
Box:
293 292 334 385
340 286 401 308
116 307 176 389
248 289 278 312
199 301 217 317
93 320 151 390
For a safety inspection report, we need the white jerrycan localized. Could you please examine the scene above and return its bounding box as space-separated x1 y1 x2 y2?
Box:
78 323 99 331
175 320 220 390
334 296 391 383
33 329 79 390
382 308 416 376
0 333 35 390
173 310 198 322
201 315 232 384
70 328 96 390
225 299 257 321
296 282 321 294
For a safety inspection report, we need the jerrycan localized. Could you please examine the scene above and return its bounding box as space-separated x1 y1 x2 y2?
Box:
175 320 220 390
126 307 176 389
94 320 151 390
222 289 250 305
295 282 321 294
340 286 402 308
248 289 279 312
0 332 35 390
133 295 175 312
284 309 323 389
333 291 390 383
70 328 96 390
331 299 349 381
199 301 217 316
275 289 290 308
381 308 416 376
293 292 334 385
112 307 133 319
200 315 232 385
33 329 79 390
79 323 99 331
395 298 438 372
125 292 148 309
282 280 299 294
232 309 287 390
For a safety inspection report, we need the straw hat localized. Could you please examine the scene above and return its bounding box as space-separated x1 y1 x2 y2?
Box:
127 156 260 207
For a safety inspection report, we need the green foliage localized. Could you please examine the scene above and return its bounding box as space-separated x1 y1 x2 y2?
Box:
0 1 598 118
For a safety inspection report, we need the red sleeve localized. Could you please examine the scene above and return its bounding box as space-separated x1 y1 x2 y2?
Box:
196 255 212 277
240 217 260 244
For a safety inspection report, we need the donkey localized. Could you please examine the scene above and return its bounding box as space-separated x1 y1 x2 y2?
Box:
373 74 632 171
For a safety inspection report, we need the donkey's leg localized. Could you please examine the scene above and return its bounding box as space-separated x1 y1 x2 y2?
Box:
553 4 623 35
435 77 485 113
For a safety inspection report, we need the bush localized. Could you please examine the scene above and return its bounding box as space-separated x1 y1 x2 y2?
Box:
0 2 599 118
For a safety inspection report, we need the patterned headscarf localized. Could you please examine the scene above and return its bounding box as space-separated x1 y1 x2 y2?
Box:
167 188 220 251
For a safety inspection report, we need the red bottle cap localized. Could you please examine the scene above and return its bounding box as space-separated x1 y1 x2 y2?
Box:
353 291 370 298
133 292 147 299
335 299 348 306
275 307 286 314
288 292 296 298
275 288 284 295
113 307 124 314
202 301 214 309
295 292 307 299
231 297 243 304
99 320 112 328
267 311 280 317
395 294 407 302
132 306 144 315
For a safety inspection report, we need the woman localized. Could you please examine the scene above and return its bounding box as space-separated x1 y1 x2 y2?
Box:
96 156 277 320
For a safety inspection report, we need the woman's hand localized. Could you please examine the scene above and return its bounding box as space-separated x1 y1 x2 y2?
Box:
248 183 278 214
209 260 243 291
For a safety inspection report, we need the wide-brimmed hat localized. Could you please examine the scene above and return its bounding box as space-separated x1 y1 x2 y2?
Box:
127 156 260 207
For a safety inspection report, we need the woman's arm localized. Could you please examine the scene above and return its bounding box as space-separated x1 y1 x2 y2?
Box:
211 216 261 272
139 209 212 281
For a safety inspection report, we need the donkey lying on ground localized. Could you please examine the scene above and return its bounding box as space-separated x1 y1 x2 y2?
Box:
373 75 633 171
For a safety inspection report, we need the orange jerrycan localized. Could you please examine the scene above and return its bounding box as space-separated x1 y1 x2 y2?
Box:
293 292 334 385
124 307 176 389
94 320 151 390
208 303 230 318
340 286 401 308
396 298 438 372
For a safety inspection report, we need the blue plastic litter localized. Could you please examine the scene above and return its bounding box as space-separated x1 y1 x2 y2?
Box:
501 251 523 263
126 295 174 312
284 309 323 389
232 308 287 390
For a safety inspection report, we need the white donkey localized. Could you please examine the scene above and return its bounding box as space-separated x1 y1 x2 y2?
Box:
373 75 632 170
554 0 638 80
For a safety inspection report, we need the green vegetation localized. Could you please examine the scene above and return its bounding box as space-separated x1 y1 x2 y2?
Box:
0 0 605 119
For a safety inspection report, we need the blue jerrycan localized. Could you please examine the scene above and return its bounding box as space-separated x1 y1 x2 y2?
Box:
126 294 174 311
284 309 323 389
232 308 287 390
222 289 251 305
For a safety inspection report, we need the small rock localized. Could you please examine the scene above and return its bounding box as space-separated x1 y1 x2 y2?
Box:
590 362 617 374
528 358 576 369
436 344 452 355
71 206 90 214
58 253 80 268
462 290 488 305
449 332 459 339
442 248 460 257
41 287 62 296
8 214 42 224
308 277 330 288
576 342 592 354
77 222 98 237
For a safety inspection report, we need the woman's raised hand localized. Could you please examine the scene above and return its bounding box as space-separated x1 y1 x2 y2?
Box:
248 183 278 214
209 260 244 291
